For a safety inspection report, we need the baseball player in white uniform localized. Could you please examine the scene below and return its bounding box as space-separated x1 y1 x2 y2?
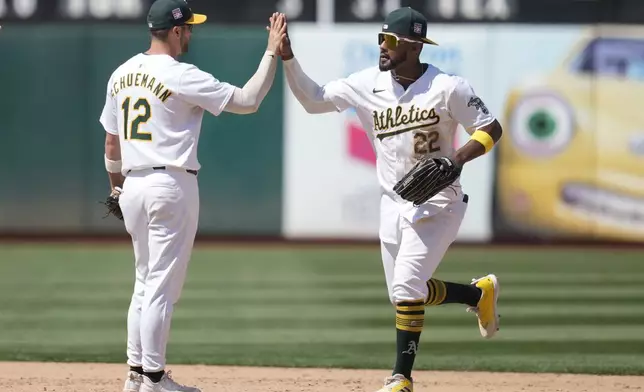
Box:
280 7 503 392
100 1 286 391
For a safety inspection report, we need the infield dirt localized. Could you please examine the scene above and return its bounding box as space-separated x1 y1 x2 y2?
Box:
0 362 643 392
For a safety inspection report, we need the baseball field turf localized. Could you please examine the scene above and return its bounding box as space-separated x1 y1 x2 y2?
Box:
0 243 642 376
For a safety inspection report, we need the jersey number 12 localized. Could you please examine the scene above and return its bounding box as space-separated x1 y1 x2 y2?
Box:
122 97 152 141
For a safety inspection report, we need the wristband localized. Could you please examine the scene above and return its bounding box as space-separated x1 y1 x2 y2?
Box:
471 130 495 153
105 155 122 173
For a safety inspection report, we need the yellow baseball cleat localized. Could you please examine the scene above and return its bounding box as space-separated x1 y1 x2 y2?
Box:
467 274 501 339
375 374 413 392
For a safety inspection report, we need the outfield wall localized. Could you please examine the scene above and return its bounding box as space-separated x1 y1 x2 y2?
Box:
1 23 643 243
0 26 284 236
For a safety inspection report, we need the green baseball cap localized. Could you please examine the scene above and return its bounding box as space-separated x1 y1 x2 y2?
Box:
382 7 438 46
147 0 207 31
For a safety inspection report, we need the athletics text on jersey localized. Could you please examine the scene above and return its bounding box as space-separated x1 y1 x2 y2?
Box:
320 64 495 207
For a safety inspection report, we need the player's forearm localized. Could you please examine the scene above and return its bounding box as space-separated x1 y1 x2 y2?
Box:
453 120 503 166
224 51 278 114
104 132 125 189
283 57 338 114
108 172 125 190
453 140 486 166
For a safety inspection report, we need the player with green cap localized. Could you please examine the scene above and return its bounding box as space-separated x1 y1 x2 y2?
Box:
279 7 503 392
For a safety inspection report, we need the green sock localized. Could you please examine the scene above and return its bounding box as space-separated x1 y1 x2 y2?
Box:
392 301 424 379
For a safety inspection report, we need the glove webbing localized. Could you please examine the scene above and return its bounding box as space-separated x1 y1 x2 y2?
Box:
395 159 459 205
402 162 442 202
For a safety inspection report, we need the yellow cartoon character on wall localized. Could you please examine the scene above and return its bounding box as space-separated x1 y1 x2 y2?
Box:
494 26 644 242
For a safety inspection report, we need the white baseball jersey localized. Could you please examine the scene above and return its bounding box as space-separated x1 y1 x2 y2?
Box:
100 53 236 175
320 64 495 233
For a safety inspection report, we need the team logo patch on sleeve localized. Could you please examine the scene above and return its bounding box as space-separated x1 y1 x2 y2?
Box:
468 96 489 115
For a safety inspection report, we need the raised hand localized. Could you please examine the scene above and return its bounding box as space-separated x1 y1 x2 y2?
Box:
266 12 287 55
279 15 294 60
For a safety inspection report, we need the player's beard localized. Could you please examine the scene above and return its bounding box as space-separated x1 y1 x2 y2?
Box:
379 51 406 71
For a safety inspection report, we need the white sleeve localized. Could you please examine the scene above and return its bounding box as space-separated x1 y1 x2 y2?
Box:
447 77 496 134
99 79 118 135
324 77 357 112
283 57 356 114
223 51 279 115
178 66 236 116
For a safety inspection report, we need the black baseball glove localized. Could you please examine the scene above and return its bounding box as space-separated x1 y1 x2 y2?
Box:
101 187 123 221
393 157 462 206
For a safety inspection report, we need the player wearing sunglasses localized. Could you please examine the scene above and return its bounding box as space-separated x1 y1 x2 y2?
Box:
279 6 503 392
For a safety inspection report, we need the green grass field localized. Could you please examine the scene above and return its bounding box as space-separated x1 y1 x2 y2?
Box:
0 243 643 375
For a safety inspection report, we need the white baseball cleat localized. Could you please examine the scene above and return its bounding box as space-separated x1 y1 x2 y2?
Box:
123 371 143 392
140 371 201 392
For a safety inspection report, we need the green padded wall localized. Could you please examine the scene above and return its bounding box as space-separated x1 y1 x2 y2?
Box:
0 25 283 235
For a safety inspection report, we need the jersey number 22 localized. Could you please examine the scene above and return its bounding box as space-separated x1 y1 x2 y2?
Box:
122 97 152 141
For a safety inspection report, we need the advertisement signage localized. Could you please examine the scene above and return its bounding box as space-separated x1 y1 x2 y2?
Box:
492 25 644 242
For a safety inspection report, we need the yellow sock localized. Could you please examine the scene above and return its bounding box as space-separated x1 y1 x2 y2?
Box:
425 279 447 306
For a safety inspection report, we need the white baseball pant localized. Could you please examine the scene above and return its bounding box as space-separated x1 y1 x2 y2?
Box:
118 168 199 372
380 197 468 305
